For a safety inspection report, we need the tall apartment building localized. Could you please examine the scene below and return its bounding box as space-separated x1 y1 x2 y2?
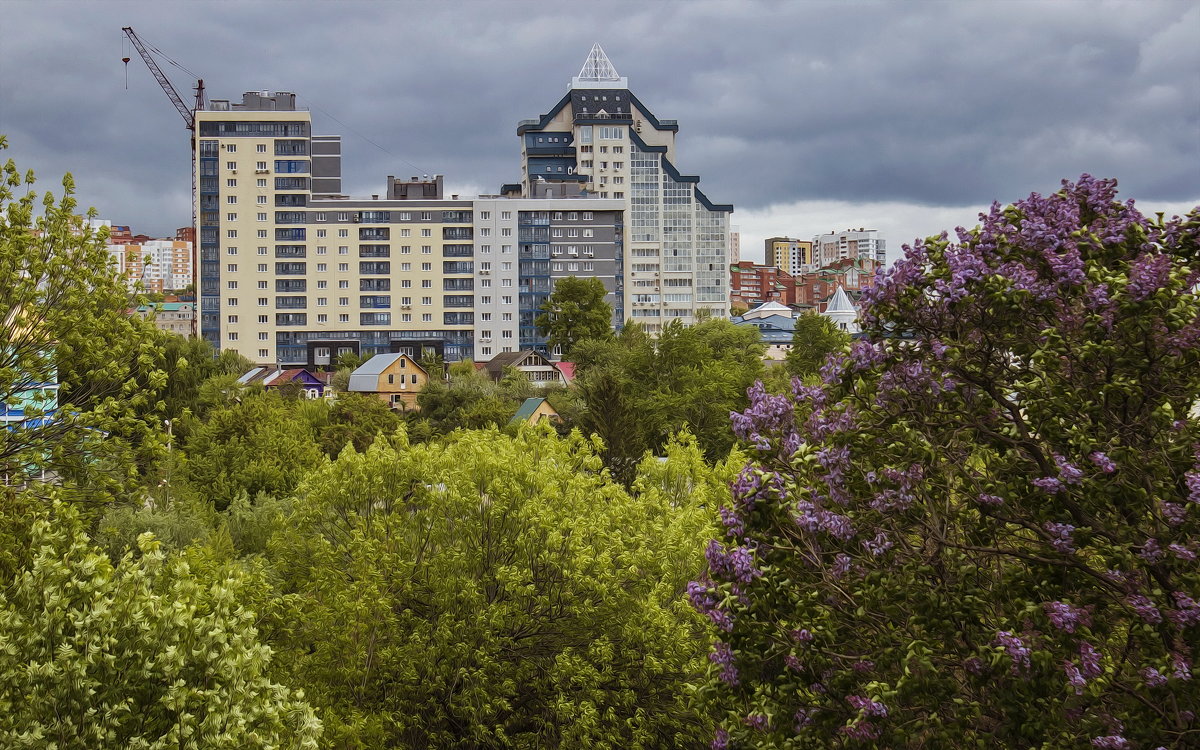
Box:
813 228 886 266
514 44 733 333
194 92 621 365
765 236 815 276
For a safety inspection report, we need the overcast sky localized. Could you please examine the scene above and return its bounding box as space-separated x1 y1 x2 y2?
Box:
1 0 1196 263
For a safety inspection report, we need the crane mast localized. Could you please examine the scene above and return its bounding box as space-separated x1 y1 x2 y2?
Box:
121 26 205 334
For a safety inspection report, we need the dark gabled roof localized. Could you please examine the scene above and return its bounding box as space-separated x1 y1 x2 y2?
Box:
481 349 553 378
508 397 550 425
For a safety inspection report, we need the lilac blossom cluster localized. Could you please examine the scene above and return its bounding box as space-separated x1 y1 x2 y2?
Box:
1043 522 1077 553
1044 600 1091 633
994 631 1032 673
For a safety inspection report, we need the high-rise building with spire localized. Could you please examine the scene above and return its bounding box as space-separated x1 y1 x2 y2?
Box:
515 44 734 335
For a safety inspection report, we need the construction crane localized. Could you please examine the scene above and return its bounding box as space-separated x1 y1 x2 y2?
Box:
121 26 205 333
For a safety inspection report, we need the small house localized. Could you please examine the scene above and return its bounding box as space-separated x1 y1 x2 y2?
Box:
480 350 566 387
348 353 429 409
508 397 559 426
237 367 327 399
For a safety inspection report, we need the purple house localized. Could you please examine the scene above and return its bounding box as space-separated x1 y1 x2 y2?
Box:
237 367 328 399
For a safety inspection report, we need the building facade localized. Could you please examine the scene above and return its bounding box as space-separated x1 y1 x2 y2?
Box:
194 92 621 365
765 236 815 276
813 228 886 266
109 239 193 293
514 44 734 333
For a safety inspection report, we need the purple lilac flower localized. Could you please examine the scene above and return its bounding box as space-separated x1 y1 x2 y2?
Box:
710 642 738 685
1141 667 1167 688
794 708 814 729
790 628 814 643
1127 594 1163 625
1052 454 1083 484
852 659 875 673
994 631 1032 672
1168 592 1200 627
688 580 733 631
1079 642 1102 679
784 654 802 671
719 506 745 539
1169 543 1196 561
1091 736 1130 749
706 540 762 584
863 531 894 557
795 501 856 541
975 493 1004 507
1171 653 1192 681
1044 522 1077 553
831 553 852 578
1064 662 1086 695
964 657 984 675
849 340 886 372
1088 451 1116 473
847 695 888 718
1187 470 1200 504
1033 476 1064 494
743 714 768 731
711 728 729 750
1139 538 1163 563
1161 502 1187 527
930 339 949 359
1044 601 1091 633
1127 252 1171 302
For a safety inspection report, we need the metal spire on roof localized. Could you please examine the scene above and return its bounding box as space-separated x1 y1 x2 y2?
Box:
572 43 628 89
825 285 856 313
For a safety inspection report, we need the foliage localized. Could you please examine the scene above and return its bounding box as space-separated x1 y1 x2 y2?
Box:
264 427 733 748
317 392 403 458
0 499 321 748
0 137 166 494
698 177 1200 747
572 319 764 482
786 312 850 378
535 275 613 358
182 390 325 511
414 360 525 433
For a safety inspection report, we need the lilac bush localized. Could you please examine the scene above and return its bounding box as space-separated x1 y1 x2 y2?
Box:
699 177 1198 747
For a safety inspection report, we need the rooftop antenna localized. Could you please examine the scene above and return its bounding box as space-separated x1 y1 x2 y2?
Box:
571 43 627 89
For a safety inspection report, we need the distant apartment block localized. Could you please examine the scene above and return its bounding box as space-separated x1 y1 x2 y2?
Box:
108 238 193 293
732 256 880 311
765 236 815 276
131 301 196 336
813 228 886 266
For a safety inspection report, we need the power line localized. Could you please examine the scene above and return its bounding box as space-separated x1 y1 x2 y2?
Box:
308 102 431 177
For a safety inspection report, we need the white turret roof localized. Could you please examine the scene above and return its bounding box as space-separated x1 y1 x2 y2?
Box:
825 285 856 314
572 44 628 89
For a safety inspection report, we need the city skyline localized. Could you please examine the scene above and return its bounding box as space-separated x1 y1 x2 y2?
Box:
1 0 1197 262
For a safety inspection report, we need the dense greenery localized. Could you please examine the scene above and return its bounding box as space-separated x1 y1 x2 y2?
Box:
534 275 613 358
786 311 850 378
698 177 1200 748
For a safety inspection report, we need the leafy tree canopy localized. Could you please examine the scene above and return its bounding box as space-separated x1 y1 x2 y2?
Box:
698 177 1200 748
786 311 850 378
535 276 613 358
0 499 321 748
264 426 737 748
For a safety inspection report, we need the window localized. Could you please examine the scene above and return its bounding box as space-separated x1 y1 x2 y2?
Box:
316 297 327 306
480 211 490 219
226 161 236 170
226 247 238 255
227 314 239 323
502 262 512 271
257 144 267 153
339 297 349 306
400 245 411 254
316 229 327 238
599 146 608 154
228 332 238 341
401 296 412 305
258 332 268 340
401 313 412 322
256 161 268 170
481 347 491 356
226 178 237 188
502 312 513 321
552 229 563 238
422 296 432 305
401 280 412 288
258 315 268 324
317 314 327 323
258 297 268 306
227 280 238 289
316 246 328 255
501 211 511 220
258 246 267 255
339 246 349 255
253 212 265 221
479 244 491 254
226 213 237 221
582 211 593 220
227 230 237 238
481 296 492 304
422 245 432 254
258 280 267 288
502 331 513 339
317 280 328 289
502 245 513 253
421 228 432 237
421 212 431 221
422 313 432 322
479 228 491 237
257 230 268 238
259 349 269 358
583 228 594 237
316 263 327 272
401 262 412 271
421 262 432 271
226 144 236 153
502 295 513 305
400 228 411 237
501 228 512 237
339 280 349 288
422 279 432 288
481 312 491 321
338 263 349 272
257 263 267 272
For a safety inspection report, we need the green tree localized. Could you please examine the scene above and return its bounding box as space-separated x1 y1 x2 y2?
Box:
415 360 522 433
0 137 166 493
317 391 403 458
535 276 613 358
182 390 324 510
0 500 321 748
699 177 1200 748
785 311 850 378
265 427 733 748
